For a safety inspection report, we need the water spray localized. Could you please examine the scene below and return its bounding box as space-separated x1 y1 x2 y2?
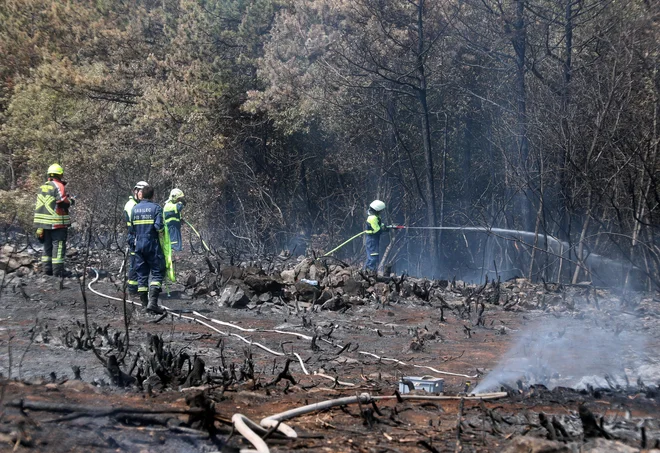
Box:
323 225 631 285
323 226 563 257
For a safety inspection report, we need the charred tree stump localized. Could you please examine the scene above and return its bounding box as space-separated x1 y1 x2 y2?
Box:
106 355 136 387
267 359 296 387
182 357 205 388
539 412 557 441
579 404 612 440
455 397 464 453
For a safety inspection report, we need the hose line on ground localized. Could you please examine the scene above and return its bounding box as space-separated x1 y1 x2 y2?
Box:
228 391 508 453
88 268 480 385
88 268 506 453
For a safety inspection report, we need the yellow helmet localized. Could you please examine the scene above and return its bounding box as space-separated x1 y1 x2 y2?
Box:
170 188 184 201
47 163 64 176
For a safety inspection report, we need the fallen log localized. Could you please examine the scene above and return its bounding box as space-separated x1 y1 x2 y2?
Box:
6 399 205 416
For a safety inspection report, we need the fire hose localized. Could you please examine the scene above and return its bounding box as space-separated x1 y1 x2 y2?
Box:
88 269 478 379
183 219 213 254
321 226 405 257
323 225 565 256
229 391 507 453
322 231 366 256
88 268 492 452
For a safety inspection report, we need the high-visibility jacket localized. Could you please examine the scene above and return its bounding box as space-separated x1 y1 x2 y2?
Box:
123 196 137 227
33 178 71 229
365 214 385 256
123 196 137 249
365 214 384 236
163 200 183 251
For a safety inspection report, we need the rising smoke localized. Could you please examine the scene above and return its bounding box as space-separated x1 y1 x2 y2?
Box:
473 314 653 394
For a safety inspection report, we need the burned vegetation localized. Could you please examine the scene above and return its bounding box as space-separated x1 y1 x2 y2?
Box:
1 245 660 452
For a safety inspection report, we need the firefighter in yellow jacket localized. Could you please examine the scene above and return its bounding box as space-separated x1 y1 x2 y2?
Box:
33 164 75 277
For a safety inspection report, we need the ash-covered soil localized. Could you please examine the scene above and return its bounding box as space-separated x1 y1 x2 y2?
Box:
1 244 660 452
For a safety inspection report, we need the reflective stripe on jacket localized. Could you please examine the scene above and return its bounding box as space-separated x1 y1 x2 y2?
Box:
123 197 137 227
33 178 71 229
124 196 137 248
163 201 182 226
365 215 383 235
130 200 164 254
164 200 183 251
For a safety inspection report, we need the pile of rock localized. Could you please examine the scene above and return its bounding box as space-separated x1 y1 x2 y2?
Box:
0 244 35 278
203 257 461 311
183 265 285 308
182 255 585 314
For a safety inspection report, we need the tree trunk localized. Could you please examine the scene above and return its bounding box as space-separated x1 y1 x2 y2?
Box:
512 0 532 230
416 0 438 276
528 158 544 281
439 113 448 255
572 189 592 284
557 0 576 270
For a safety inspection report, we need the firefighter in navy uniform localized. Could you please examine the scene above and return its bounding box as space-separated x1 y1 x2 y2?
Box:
163 188 185 252
130 185 166 314
364 200 389 272
123 181 148 294
33 163 75 277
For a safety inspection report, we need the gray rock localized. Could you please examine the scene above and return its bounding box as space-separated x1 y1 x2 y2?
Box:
294 258 312 280
243 274 283 293
343 278 363 296
0 258 20 272
315 290 333 306
258 292 273 303
295 281 321 302
501 436 572 453
281 269 296 284
185 273 197 288
582 439 640 453
143 374 163 391
219 285 250 308
220 265 244 282
321 296 345 311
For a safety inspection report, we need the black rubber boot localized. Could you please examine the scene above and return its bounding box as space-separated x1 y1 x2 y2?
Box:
53 265 72 278
139 292 149 308
147 286 165 314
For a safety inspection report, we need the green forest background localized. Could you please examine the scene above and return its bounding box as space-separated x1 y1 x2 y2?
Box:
1 0 658 287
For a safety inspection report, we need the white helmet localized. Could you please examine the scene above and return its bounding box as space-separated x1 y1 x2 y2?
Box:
170 188 184 201
369 200 386 212
134 181 148 190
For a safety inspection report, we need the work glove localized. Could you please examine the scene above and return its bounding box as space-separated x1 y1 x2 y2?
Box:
69 195 76 206
36 228 45 243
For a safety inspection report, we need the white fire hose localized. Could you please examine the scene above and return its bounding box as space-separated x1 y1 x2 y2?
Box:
88 268 494 453
229 391 507 453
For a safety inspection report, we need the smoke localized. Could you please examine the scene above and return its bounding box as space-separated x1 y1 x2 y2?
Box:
473 315 653 394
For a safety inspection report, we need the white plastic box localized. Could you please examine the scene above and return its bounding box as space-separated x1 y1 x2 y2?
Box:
398 376 444 394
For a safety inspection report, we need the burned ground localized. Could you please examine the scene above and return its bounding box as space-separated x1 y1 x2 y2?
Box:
1 245 660 452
